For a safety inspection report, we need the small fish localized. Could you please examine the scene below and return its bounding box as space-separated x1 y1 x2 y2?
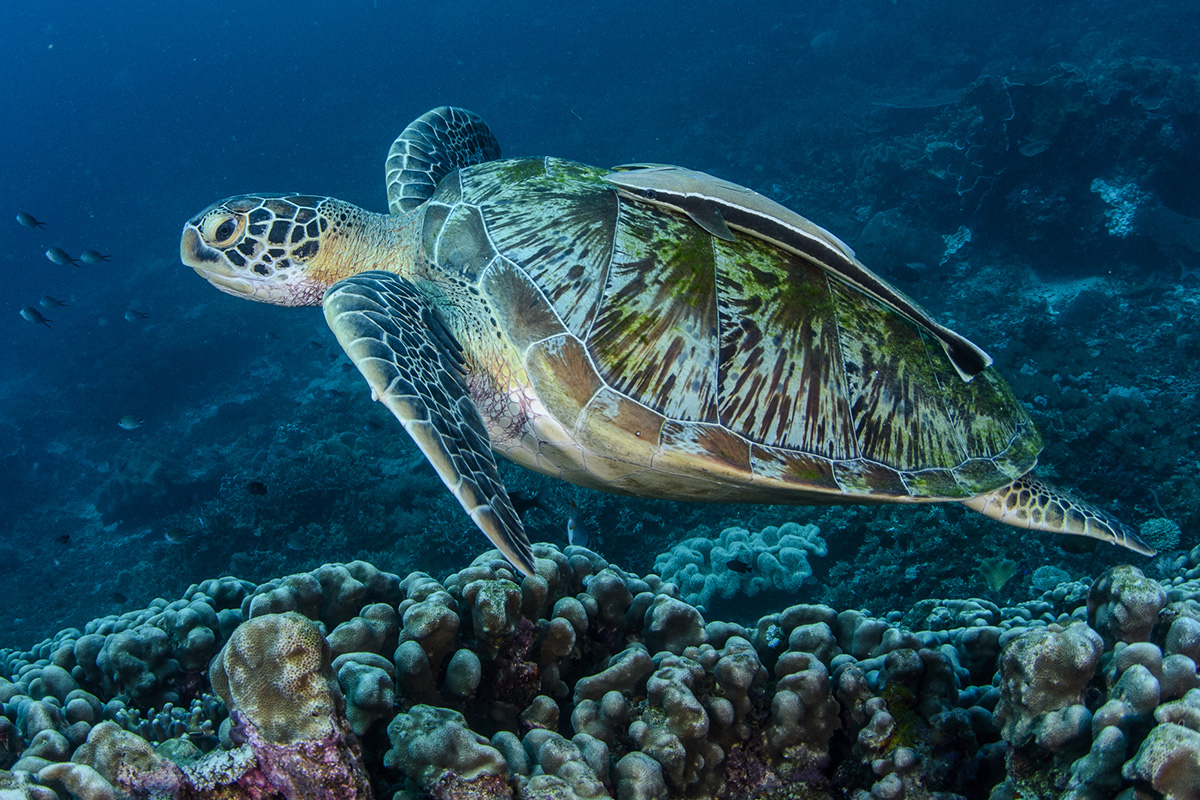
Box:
246 480 268 496
16 211 46 228
109 591 129 604
45 247 79 267
164 527 191 544
54 534 71 546
20 306 52 327
566 499 591 548
124 309 150 321
510 489 548 519
79 249 112 264
118 415 144 430
39 296 67 308
1057 536 1099 555
727 558 753 574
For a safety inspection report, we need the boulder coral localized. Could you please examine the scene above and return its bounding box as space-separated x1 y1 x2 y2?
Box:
209 611 374 799
653 522 827 614
1 544 1200 798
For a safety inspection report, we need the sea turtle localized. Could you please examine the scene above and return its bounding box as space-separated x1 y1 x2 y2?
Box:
181 106 1152 576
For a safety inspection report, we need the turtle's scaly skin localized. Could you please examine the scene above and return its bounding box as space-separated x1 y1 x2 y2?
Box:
182 108 1153 568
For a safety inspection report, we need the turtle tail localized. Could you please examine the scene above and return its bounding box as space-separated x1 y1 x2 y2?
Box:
963 476 1155 556
385 107 502 214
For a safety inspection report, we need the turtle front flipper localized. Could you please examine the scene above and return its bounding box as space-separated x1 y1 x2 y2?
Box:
385 106 501 214
963 476 1155 556
322 271 536 577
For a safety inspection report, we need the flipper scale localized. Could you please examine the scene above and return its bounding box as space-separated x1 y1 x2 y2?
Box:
964 476 1155 556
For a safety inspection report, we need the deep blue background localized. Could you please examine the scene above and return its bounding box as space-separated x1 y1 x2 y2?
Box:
3 0 1192 376
1 0 1196 641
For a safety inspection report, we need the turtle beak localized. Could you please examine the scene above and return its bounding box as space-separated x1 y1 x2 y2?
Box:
180 225 229 274
181 224 255 296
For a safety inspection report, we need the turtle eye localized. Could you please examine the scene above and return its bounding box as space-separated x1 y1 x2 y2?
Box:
204 214 243 246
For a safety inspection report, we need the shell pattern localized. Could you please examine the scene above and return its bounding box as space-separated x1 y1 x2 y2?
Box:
416 156 1041 504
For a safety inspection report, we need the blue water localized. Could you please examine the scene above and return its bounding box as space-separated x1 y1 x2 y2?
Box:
1 0 1197 646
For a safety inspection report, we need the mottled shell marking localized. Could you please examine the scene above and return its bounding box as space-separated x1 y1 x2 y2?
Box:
472 159 617 336
715 234 857 459
423 156 1039 499
592 201 720 422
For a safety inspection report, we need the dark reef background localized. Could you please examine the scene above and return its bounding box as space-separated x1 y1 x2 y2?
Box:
1 0 1197 647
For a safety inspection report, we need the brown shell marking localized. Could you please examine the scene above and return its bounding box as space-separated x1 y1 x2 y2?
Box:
835 282 971 470
713 236 857 459
589 202 720 422
473 158 618 335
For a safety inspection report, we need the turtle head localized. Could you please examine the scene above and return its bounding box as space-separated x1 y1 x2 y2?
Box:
181 194 365 307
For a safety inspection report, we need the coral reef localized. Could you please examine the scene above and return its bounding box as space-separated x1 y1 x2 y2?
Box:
652 522 827 618
2 544 1200 798
1140 517 1183 552
853 59 1200 274
209 611 374 798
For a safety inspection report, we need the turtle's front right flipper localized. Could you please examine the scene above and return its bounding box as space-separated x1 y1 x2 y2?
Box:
964 476 1155 556
322 271 536 577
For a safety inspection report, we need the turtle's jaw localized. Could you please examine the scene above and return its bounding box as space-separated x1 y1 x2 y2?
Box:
190 266 325 306
190 264 300 305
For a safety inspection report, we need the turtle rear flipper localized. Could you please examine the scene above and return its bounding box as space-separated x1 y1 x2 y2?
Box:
964 477 1155 555
323 271 536 577
385 106 502 214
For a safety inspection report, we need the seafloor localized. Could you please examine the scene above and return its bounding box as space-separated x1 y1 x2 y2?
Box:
3 545 1200 799
3 58 1200 798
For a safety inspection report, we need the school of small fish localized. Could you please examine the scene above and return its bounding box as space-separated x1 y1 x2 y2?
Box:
15 212 150 434
14 211 128 330
12 212 316 606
